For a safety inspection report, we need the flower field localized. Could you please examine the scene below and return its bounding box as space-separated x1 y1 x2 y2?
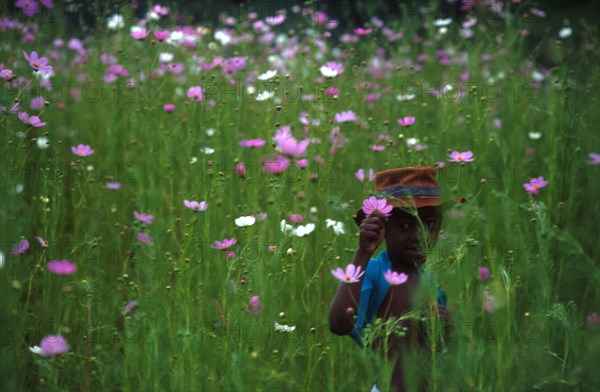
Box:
1 1 599 391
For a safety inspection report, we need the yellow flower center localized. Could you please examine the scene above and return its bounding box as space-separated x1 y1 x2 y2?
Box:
533 184 538 189
345 275 350 281
33 61 40 68
457 155 463 160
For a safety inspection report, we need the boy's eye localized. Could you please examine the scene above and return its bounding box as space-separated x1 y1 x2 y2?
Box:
396 221 410 229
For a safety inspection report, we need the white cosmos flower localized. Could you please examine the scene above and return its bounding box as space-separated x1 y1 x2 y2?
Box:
37 137 49 149
396 94 416 102
292 223 315 237
29 345 42 354
274 322 296 332
256 91 274 101
320 65 338 77
235 216 256 227
200 147 215 155
205 128 216 137
258 70 277 80
246 85 257 95
558 27 572 39
159 52 174 62
531 71 545 82
433 18 452 27
528 132 542 140
326 219 345 235
107 14 124 30
280 219 294 235
214 30 232 45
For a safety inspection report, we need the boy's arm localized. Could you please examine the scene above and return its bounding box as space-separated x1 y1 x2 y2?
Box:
328 211 387 335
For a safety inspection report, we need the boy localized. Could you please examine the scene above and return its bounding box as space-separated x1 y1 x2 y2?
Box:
328 166 461 391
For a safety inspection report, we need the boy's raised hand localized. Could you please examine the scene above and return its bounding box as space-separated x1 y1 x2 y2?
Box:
358 210 387 255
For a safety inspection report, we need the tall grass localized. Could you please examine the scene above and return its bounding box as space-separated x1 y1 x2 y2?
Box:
1 1 599 391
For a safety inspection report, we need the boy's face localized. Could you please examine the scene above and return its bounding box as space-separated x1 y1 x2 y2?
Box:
384 206 442 265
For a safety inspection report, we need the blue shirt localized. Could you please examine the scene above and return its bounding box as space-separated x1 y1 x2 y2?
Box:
346 250 447 347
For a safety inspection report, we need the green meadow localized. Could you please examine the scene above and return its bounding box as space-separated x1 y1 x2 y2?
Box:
1 1 599 391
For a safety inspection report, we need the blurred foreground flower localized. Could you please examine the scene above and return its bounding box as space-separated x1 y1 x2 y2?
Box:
384 270 408 285
479 266 490 280
331 263 364 284
12 239 29 255
587 152 600 165
47 260 77 275
30 335 70 357
246 295 261 315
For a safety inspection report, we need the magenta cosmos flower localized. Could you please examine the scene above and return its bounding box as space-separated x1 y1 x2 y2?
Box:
163 104 176 112
331 263 364 284
134 211 153 224
106 182 121 190
246 295 261 315
290 214 303 223
184 200 208 211
187 86 203 102
361 196 393 218
211 238 237 250
137 232 152 245
523 176 548 195
31 335 70 357
354 27 372 35
12 239 29 255
239 138 266 148
23 51 53 74
18 112 46 127
47 260 77 275
384 270 409 286
479 266 490 280
397 116 415 127
71 144 94 157
448 150 474 163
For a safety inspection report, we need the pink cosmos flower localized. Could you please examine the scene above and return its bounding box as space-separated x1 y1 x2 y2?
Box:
125 300 138 315
212 238 237 250
354 27 372 35
134 211 154 224
384 270 409 286
13 239 29 255
18 112 46 127
290 214 303 223
184 200 208 211
246 295 261 315
272 126 293 143
262 155 290 174
277 136 310 157
355 168 375 182
226 251 235 260
163 104 175 112
479 266 490 280
47 260 77 275
297 159 308 168
187 86 203 102
397 116 415 127
35 335 70 357
106 182 121 190
361 196 393 218
0 69 14 80
587 152 600 165
71 144 94 157
587 312 600 328
331 263 365 284
448 150 474 163
240 138 266 148
137 232 152 245
335 110 357 123
523 176 548 195
325 61 344 74
370 145 385 151
30 96 45 110
23 51 53 74
131 28 149 40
